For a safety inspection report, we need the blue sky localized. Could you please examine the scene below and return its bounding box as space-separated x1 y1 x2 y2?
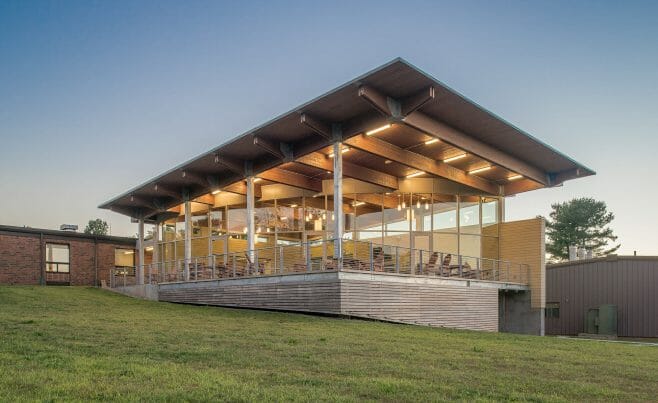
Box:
1 1 657 253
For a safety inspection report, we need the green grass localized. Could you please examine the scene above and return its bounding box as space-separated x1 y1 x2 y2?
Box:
1 287 656 402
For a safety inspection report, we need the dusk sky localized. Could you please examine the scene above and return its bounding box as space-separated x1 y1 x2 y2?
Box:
1 1 656 254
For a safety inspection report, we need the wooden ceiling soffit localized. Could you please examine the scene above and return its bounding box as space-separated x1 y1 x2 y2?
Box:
357 84 550 186
403 111 550 186
295 152 398 190
344 134 500 195
222 181 263 198
503 178 545 195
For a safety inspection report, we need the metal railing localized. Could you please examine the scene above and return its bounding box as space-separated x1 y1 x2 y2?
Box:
110 239 530 286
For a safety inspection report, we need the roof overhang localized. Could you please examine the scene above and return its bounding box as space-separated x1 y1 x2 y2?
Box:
100 58 594 220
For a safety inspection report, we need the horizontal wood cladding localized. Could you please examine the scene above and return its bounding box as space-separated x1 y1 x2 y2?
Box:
158 274 500 332
340 280 498 332
159 279 341 315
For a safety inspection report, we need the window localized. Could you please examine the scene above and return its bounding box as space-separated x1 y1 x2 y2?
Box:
115 248 135 268
46 243 70 273
546 302 560 318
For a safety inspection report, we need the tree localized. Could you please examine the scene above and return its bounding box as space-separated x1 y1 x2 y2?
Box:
545 198 620 261
84 219 109 236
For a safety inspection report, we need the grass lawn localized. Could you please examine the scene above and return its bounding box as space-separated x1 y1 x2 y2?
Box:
1 287 656 402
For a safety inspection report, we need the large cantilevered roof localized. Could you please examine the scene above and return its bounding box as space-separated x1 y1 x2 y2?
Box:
100 58 594 219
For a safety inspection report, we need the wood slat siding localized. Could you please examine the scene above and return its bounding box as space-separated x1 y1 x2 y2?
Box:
340 280 498 331
159 279 341 315
499 218 545 309
157 272 502 332
546 257 658 338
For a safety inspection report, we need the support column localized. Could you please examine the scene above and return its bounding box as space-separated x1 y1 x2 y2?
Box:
137 218 145 285
184 200 192 281
333 141 343 260
153 222 160 275
246 176 255 260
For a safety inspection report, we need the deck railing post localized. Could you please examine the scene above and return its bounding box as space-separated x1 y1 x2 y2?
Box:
254 249 259 275
418 250 423 276
123 269 126 287
476 258 481 280
232 254 236 277
458 255 463 277
395 246 400 274
439 252 444 277
369 242 374 272
212 255 216 279
305 242 311 272
279 246 284 274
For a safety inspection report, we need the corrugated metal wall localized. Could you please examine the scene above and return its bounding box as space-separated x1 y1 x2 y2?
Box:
546 257 658 337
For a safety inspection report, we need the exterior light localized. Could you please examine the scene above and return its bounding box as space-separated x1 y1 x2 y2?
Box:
281 216 288 221
290 204 298 208
416 200 421 209
397 204 401 211
331 213 335 220
243 227 247 233
425 202 429 210
256 227 261 233
266 227 271 233
211 190 221 195
469 166 492 175
365 124 391 136
384 160 392 164
328 147 350 158
406 171 425 178
253 178 262 183
352 201 365 207
322 212 327 220
402 201 406 209
508 174 523 181
424 138 439 145
443 153 467 163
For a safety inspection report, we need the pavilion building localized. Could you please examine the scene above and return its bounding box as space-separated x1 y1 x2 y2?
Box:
100 59 593 334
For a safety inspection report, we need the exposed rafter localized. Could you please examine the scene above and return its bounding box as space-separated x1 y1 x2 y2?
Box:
296 152 398 190
403 111 550 186
344 134 500 195
222 181 262 198
253 135 293 161
181 170 209 189
300 113 332 140
153 184 182 200
358 85 435 120
213 155 245 175
257 167 322 193
357 85 550 186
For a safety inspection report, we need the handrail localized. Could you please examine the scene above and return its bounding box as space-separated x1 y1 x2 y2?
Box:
110 238 531 286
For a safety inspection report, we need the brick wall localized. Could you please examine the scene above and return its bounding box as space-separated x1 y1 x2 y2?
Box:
0 228 135 286
0 234 41 285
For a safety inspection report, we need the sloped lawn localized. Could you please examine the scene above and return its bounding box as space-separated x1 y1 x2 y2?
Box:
0 286 656 401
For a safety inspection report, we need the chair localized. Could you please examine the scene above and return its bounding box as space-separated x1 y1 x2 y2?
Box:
373 248 385 272
244 252 264 275
422 252 439 275
440 254 452 276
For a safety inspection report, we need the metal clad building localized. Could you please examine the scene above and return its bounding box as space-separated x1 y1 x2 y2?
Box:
546 256 658 338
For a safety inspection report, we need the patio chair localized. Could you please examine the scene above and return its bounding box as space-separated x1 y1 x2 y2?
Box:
422 252 439 275
439 254 452 276
373 248 385 272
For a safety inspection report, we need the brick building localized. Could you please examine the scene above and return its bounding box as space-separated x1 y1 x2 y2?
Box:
0 225 136 286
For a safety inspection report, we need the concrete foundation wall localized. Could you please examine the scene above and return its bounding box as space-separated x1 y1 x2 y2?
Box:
499 290 544 335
